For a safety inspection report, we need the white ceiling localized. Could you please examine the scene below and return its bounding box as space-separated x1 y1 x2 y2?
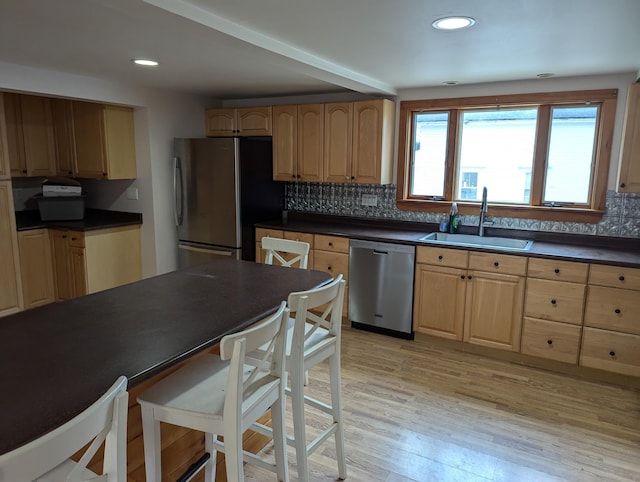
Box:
0 0 639 100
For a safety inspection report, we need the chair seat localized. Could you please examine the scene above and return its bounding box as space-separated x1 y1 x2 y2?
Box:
36 460 105 482
138 355 280 430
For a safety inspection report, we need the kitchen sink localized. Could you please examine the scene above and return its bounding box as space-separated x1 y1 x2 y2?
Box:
418 232 534 251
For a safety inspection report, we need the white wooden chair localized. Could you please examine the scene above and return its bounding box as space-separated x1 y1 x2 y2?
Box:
0 376 128 482
253 275 347 482
262 237 310 269
136 301 290 482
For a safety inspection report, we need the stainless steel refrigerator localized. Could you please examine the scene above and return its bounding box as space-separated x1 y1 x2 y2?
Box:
174 137 284 268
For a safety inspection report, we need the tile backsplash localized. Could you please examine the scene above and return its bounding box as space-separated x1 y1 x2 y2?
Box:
285 183 640 239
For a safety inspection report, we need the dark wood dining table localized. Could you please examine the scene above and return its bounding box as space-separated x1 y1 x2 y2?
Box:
0 258 331 457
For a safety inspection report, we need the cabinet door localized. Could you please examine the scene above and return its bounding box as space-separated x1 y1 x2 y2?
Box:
51 98 77 176
297 104 324 182
617 82 640 193
0 180 23 316
3 93 27 177
413 264 467 340
17 229 55 309
0 94 11 180
205 108 236 136
352 99 394 184
272 105 297 181
73 101 107 178
463 270 525 351
20 95 56 177
102 106 136 179
50 230 74 301
237 107 272 136
70 246 87 297
324 102 353 183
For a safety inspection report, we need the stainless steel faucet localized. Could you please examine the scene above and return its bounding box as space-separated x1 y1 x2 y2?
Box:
479 187 488 236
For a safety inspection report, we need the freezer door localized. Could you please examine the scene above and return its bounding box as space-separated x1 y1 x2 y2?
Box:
178 242 240 269
174 138 241 248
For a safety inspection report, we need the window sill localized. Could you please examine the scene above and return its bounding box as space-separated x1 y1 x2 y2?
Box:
396 199 605 224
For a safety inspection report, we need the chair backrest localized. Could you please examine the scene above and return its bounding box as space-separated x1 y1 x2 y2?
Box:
261 237 310 269
220 301 289 421
0 376 128 482
287 275 346 359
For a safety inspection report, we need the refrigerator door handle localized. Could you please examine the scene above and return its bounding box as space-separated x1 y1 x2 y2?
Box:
173 156 184 226
178 243 234 257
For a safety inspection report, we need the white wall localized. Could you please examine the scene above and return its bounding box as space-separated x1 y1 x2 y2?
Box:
0 61 217 276
396 72 637 190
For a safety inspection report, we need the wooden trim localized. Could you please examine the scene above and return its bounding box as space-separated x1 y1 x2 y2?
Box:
591 97 616 211
530 105 550 206
444 109 458 199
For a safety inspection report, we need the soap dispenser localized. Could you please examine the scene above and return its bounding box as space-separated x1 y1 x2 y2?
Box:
449 203 460 233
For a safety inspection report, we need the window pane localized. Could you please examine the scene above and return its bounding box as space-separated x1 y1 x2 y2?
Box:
410 112 448 197
457 108 537 203
544 106 598 204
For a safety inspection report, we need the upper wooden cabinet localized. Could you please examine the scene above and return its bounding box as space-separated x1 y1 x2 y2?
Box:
3 93 56 178
617 82 640 193
324 102 353 183
205 106 272 137
72 101 137 179
272 104 324 182
50 98 77 177
0 94 10 180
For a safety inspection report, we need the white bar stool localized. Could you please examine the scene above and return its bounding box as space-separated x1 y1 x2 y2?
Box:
261 237 310 269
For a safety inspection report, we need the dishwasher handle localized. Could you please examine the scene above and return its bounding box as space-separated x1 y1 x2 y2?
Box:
373 250 388 255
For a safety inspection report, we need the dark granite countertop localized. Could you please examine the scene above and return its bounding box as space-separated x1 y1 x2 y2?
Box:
15 209 142 231
256 213 640 268
0 258 331 455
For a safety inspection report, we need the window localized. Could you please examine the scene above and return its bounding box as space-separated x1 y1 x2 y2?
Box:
397 89 617 222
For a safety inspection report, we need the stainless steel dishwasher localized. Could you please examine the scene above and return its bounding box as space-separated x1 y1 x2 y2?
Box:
349 239 416 339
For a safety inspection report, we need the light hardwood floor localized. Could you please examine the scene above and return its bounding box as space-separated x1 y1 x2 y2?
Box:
244 327 640 482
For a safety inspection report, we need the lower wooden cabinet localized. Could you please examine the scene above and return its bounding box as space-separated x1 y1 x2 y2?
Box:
17 229 55 309
580 327 640 377
0 180 23 317
521 317 581 364
50 226 141 300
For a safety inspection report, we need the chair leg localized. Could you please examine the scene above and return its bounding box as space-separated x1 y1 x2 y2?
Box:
271 402 289 482
204 433 217 482
222 420 244 482
140 405 162 482
329 353 347 480
290 365 309 482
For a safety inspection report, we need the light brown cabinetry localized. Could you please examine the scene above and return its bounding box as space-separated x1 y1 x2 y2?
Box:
521 258 588 364
50 226 141 301
254 228 315 267
205 106 272 136
312 234 349 316
0 94 10 180
617 82 640 192
413 247 526 351
3 93 56 177
0 180 23 317
17 229 55 309
324 102 353 182
72 101 136 179
581 264 640 376
50 98 77 176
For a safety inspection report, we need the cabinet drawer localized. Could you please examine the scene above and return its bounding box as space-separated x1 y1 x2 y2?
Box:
416 246 468 269
527 258 588 283
580 327 640 377
314 234 349 254
313 250 349 281
521 317 581 364
283 230 314 248
584 285 640 335
468 252 527 276
524 278 586 325
255 228 283 241
589 264 640 291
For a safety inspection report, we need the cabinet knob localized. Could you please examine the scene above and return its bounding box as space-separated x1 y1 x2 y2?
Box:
22 170 27 174
351 176 355 180
614 308 621 314
292 174 296 179
554 268 560 274
619 275 625 281
493 261 499 267
460 275 465 280
609 350 616 357
438 255 443 260
551 299 557 305
62 235 67 239
328 242 333 247
620 183 626 188
327 265 332 271
468 275 473 280
71 237 77 241
547 339 553 345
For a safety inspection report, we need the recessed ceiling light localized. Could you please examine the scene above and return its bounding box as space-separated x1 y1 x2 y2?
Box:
132 59 159 67
432 16 475 30
442 81 459 85
536 73 555 78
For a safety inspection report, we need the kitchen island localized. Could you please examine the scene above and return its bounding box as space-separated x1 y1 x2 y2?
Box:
0 258 331 478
